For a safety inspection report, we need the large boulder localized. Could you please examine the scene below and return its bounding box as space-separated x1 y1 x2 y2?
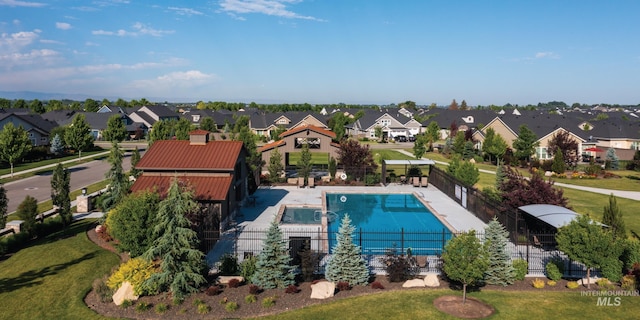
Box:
579 276 600 286
310 281 335 299
217 276 244 285
402 279 426 288
424 274 440 287
112 281 138 306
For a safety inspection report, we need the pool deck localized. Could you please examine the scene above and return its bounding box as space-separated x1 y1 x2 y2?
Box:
206 183 487 266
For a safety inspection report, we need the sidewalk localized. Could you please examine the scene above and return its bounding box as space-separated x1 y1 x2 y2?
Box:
0 151 110 181
394 149 640 201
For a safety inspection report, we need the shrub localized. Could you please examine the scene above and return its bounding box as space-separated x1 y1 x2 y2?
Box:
225 301 239 312
219 253 239 276
205 285 222 296
262 296 277 308
547 280 557 286
621 275 636 291
154 303 169 314
239 255 257 280
135 302 152 313
567 281 580 289
285 285 300 294
121 299 133 309
371 281 385 289
531 278 545 289
512 259 528 281
196 303 211 314
92 276 114 303
381 245 417 282
337 281 352 291
245 294 257 303
545 261 563 281
248 284 261 295
227 278 241 288
107 258 158 296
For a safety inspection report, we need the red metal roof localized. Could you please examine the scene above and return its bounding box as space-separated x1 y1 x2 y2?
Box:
257 140 285 153
279 124 336 139
136 140 243 170
130 175 232 201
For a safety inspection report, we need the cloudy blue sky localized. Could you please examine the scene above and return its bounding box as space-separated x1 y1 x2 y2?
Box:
1 0 639 105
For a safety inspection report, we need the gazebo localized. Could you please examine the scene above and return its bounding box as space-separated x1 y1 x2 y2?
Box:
381 159 435 185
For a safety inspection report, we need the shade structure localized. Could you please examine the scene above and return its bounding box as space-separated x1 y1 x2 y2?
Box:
584 147 604 152
518 204 581 229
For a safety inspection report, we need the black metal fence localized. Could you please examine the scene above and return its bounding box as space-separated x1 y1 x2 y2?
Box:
213 227 588 277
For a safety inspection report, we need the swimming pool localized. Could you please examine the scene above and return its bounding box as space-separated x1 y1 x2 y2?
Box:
279 206 322 225
325 193 453 255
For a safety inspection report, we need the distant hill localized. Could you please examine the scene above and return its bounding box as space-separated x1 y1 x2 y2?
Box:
0 91 104 101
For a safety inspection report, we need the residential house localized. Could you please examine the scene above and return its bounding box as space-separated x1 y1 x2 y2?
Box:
127 105 180 130
250 111 329 140
0 112 57 146
130 130 249 250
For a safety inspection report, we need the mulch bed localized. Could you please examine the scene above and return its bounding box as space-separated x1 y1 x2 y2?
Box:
83 225 602 319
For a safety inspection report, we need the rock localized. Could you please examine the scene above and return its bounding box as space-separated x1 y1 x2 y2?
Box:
579 276 599 286
310 281 335 299
217 276 244 285
95 225 104 233
469 158 476 164
112 281 138 306
544 171 553 177
402 279 426 288
424 274 440 287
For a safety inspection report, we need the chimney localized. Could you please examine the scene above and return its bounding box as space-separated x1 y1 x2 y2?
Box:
189 129 210 145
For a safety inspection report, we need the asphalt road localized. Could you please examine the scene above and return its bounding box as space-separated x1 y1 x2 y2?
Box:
4 152 135 214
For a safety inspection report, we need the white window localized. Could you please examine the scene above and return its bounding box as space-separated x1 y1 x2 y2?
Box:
380 119 391 127
277 118 288 124
535 147 550 160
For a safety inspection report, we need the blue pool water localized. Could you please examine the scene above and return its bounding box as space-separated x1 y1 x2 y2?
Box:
325 193 452 255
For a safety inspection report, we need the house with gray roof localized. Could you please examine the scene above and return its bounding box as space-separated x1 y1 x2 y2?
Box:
0 112 58 146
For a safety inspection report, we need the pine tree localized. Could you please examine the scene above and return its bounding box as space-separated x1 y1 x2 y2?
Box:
16 195 38 236
142 178 206 301
551 150 565 174
0 184 7 229
606 148 619 170
267 148 284 183
297 143 312 184
602 193 626 239
484 217 515 285
130 147 142 179
325 214 370 286
49 134 64 156
251 220 296 289
51 163 72 226
101 142 129 211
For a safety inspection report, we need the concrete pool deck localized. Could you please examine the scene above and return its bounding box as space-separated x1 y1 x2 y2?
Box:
206 183 487 266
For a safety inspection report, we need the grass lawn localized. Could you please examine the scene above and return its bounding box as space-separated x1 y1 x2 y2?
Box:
256 289 639 320
287 152 330 165
0 219 120 320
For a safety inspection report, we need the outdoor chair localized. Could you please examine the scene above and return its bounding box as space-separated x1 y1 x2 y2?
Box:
298 177 305 188
400 175 407 184
308 177 315 188
413 177 420 187
421 176 428 187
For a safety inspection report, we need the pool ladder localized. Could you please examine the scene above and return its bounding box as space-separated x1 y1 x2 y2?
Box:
314 210 338 223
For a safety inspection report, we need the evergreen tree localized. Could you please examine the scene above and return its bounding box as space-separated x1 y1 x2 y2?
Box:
328 157 337 181
297 143 312 184
605 147 619 170
0 185 7 229
463 140 475 160
142 178 206 301
551 150 565 174
442 230 488 304
16 195 38 236
512 124 539 163
49 133 64 156
452 131 466 156
602 194 626 239
130 147 142 179
101 142 129 211
325 214 370 286
50 163 72 226
267 148 284 183
251 220 296 289
484 217 515 285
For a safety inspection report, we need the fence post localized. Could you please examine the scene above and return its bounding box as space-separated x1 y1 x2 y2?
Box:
401 228 404 253
442 229 446 254
359 228 363 254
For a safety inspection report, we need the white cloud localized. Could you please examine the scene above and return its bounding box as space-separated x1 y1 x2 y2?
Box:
92 22 174 37
56 22 72 30
0 48 59 66
169 6 204 16
535 52 559 59
0 0 46 7
40 39 64 44
0 30 41 52
219 0 324 21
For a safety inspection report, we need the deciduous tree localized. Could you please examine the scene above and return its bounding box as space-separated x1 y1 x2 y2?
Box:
512 125 539 163
103 114 128 142
267 148 284 183
442 230 488 304
64 113 94 158
548 130 579 169
0 185 7 229
16 195 38 236
337 140 377 181
0 122 32 177
199 117 217 132
499 166 568 211
106 191 159 257
297 143 312 183
84 98 100 112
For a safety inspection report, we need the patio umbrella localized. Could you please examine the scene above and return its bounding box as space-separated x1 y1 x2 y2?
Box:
584 147 604 152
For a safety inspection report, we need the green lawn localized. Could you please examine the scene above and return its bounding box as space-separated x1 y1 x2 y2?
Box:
255 289 639 320
0 219 120 320
287 152 330 165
